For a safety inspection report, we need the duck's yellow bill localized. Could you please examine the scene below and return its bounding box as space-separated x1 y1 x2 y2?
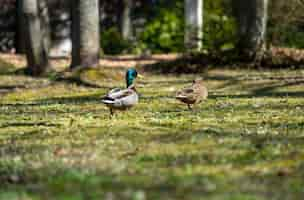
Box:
138 74 144 78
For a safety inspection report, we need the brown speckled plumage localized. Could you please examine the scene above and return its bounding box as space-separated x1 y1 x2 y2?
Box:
175 78 208 110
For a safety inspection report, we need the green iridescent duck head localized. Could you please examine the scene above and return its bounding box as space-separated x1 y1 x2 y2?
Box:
126 68 140 88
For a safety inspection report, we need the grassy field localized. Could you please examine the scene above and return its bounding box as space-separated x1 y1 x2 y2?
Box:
0 57 304 200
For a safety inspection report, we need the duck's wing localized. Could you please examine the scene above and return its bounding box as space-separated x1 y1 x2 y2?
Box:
111 89 134 99
102 88 138 107
176 87 195 99
106 88 123 98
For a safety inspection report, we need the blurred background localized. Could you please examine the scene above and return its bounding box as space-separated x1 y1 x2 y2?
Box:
0 0 303 55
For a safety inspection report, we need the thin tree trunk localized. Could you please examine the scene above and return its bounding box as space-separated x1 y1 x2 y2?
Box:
16 0 26 53
23 0 50 76
233 0 268 61
71 0 100 69
39 0 51 56
120 0 133 41
184 0 203 51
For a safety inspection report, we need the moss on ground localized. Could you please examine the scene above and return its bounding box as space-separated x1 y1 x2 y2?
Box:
0 64 304 200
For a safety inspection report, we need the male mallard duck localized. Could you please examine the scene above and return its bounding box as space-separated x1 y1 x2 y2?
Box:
102 68 141 115
175 78 208 110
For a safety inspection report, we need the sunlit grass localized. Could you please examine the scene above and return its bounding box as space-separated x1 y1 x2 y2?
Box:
0 66 304 199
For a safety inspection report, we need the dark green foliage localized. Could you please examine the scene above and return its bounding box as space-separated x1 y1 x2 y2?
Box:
100 27 131 55
137 0 237 53
204 0 237 53
268 0 304 48
268 22 304 49
140 8 185 53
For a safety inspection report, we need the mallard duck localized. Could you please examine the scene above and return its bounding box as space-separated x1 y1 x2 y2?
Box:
175 78 208 110
102 68 141 115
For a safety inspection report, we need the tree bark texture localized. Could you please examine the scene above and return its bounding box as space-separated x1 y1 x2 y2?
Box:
233 0 268 61
23 0 50 76
71 0 100 69
184 0 203 51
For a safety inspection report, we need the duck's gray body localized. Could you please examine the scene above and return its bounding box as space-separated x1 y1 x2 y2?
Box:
102 86 138 111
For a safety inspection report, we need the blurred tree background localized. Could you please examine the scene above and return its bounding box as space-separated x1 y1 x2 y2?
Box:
268 0 304 48
0 0 304 55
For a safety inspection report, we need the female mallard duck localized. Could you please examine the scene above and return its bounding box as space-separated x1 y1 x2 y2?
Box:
102 68 141 115
175 78 208 110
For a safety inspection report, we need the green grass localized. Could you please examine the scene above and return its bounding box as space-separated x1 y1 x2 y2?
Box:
0 64 304 200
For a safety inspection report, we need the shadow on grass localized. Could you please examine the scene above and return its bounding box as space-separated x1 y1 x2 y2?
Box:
142 53 213 74
104 55 167 62
0 93 103 108
210 91 304 99
0 122 60 129
252 80 304 94
53 73 103 88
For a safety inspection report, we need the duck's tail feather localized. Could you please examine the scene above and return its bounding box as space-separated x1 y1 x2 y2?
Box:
101 96 116 104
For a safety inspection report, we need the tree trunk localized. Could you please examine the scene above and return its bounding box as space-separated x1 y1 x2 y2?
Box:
233 0 268 61
23 0 50 76
39 0 52 56
16 0 26 53
184 0 203 51
71 0 100 69
120 0 133 41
